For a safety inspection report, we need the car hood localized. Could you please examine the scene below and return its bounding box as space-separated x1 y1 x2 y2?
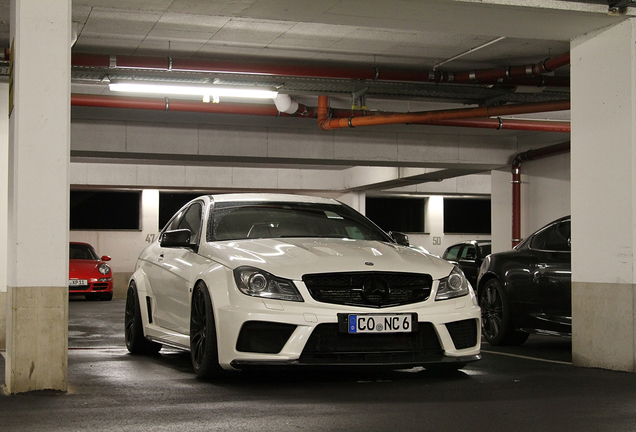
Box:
69 259 105 277
200 238 453 280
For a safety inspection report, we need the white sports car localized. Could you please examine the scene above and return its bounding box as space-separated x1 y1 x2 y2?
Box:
125 193 481 377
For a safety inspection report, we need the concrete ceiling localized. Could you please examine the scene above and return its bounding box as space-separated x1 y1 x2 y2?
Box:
1 0 634 194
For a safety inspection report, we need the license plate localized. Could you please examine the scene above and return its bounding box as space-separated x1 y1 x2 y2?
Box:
348 314 413 334
69 279 88 286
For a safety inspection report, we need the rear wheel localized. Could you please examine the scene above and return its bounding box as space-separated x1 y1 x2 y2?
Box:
125 281 162 355
190 281 225 379
479 278 529 346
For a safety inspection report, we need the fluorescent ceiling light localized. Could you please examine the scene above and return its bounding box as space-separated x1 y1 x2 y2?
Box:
109 82 278 102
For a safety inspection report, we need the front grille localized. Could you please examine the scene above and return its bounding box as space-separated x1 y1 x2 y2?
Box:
69 285 89 291
92 283 109 291
445 319 478 350
302 272 432 308
299 322 443 364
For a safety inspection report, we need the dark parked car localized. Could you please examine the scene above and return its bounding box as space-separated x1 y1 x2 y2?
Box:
476 216 571 346
442 240 491 288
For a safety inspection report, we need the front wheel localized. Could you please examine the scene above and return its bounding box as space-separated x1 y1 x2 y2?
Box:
125 281 162 355
479 279 529 346
190 282 225 379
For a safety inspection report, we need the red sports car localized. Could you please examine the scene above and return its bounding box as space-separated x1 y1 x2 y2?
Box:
69 242 113 301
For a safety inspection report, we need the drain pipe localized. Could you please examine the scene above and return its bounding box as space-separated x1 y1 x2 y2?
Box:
511 141 571 248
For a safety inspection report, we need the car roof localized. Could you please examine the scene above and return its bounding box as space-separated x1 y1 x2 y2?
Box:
209 193 341 205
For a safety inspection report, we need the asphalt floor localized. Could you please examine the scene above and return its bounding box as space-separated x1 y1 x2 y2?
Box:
1 299 636 431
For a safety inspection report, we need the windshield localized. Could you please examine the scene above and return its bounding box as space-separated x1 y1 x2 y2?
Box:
69 243 100 260
208 201 392 242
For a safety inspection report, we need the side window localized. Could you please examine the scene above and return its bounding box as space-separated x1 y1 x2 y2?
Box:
444 245 462 261
531 220 570 252
460 245 476 261
178 202 203 245
165 209 186 232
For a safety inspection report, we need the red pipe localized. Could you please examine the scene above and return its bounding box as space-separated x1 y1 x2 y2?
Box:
70 51 570 86
511 141 571 247
318 97 570 130
71 94 321 117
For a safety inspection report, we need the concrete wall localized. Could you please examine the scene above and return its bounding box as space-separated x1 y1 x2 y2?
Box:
70 106 520 172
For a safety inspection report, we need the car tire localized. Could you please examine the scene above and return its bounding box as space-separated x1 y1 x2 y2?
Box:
125 281 162 355
479 278 529 346
190 281 225 379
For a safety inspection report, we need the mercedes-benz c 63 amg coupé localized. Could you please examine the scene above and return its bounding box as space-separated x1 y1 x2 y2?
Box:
125 194 481 378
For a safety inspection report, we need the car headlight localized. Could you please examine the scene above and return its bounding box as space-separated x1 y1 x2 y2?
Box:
233 266 303 302
435 266 469 301
98 263 111 275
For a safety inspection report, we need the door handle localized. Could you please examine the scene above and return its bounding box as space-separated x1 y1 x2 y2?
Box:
538 263 547 274
157 253 164 261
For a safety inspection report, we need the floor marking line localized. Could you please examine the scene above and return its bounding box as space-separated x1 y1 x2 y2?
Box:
481 350 572 365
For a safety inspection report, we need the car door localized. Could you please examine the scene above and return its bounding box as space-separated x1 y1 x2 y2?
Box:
151 201 205 334
529 219 572 327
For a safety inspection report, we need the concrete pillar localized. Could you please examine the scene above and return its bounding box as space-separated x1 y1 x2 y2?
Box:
0 83 8 352
571 18 636 372
490 169 512 254
6 0 71 392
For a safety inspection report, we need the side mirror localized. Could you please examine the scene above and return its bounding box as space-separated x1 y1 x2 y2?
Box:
101 255 111 262
160 229 193 248
389 231 410 247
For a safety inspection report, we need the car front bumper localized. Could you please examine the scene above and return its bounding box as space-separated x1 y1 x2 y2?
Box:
214 283 481 371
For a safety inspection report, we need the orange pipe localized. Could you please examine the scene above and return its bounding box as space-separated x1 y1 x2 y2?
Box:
318 98 570 130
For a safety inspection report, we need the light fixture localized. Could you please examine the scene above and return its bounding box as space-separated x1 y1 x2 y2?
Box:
108 82 278 103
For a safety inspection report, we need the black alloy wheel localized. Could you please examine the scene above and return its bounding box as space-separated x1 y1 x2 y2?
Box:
190 282 225 378
124 281 162 355
479 278 529 346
